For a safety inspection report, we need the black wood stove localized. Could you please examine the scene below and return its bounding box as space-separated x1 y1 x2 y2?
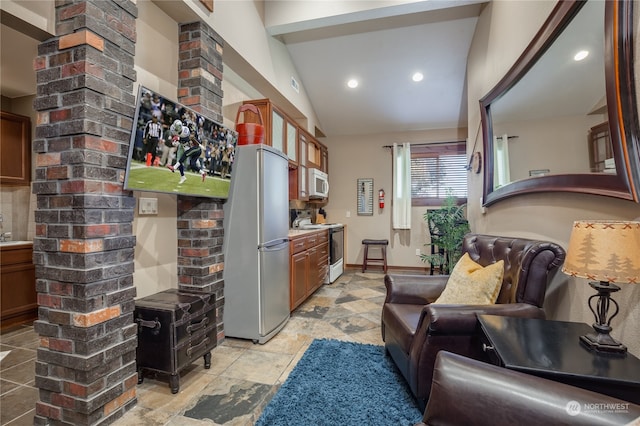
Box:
134 289 217 393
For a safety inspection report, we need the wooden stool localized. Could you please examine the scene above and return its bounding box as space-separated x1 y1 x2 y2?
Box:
362 239 389 273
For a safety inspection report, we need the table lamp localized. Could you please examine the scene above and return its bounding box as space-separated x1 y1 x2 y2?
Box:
562 220 640 354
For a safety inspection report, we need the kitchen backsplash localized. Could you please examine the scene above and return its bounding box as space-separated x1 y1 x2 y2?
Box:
0 186 35 241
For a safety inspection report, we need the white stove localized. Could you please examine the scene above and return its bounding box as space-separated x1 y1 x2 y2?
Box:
299 223 344 230
294 218 344 283
294 217 343 230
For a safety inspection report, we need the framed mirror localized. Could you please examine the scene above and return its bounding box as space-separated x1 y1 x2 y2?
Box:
480 0 639 206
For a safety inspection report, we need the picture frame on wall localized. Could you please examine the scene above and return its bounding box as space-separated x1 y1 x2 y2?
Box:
357 178 374 216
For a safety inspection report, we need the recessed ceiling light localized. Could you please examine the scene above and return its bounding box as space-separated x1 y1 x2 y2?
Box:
412 72 424 82
574 50 589 61
347 79 359 89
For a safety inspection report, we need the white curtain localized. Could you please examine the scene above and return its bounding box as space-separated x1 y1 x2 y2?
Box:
392 143 411 229
494 134 511 188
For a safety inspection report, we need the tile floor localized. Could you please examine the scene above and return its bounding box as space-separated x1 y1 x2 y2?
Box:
0 269 391 425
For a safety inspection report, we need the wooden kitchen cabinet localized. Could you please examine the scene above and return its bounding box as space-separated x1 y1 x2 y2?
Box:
305 131 328 172
310 238 329 294
241 99 298 163
1 243 37 332
298 131 309 200
321 146 328 173
307 137 321 169
242 99 328 202
289 230 329 311
290 250 308 310
1 111 31 186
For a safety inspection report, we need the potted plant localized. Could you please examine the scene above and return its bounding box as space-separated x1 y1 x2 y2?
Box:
420 194 470 274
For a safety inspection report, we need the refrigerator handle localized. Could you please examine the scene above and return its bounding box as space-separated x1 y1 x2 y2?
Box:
261 238 290 250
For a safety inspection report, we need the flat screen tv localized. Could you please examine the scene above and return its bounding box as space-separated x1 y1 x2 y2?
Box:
124 85 237 199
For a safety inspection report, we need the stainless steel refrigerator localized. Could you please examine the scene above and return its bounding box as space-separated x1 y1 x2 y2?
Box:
222 144 290 344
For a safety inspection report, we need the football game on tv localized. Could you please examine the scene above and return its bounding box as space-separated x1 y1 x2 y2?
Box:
124 85 237 199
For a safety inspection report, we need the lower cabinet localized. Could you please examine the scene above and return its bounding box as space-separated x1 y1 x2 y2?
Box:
0 243 37 332
289 230 329 311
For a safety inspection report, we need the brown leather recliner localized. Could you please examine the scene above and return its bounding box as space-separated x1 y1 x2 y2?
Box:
381 233 566 409
418 351 640 426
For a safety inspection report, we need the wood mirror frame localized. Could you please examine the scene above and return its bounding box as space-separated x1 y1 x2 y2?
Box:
479 0 639 206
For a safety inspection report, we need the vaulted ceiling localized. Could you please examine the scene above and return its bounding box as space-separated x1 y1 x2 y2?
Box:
1 1 487 138
264 0 487 137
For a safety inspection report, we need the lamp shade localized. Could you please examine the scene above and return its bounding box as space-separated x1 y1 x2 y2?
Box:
562 220 640 284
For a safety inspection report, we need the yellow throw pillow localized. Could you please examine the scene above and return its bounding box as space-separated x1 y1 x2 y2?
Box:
434 253 504 305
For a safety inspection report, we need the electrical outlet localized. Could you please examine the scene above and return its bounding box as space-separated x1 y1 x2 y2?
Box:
139 197 158 215
346 211 351 218
415 249 421 256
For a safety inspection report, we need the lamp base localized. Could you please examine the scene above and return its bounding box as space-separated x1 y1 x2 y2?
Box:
580 332 627 354
579 280 627 354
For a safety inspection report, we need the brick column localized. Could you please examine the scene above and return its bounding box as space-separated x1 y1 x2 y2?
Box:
177 22 224 123
176 22 226 343
31 1 138 425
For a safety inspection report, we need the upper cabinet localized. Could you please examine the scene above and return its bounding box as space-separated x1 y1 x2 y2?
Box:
242 99 298 163
298 130 309 200
307 138 321 169
1 111 31 186
286 120 298 163
242 99 328 202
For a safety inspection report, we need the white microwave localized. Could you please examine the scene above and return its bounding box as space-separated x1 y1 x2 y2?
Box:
308 168 329 198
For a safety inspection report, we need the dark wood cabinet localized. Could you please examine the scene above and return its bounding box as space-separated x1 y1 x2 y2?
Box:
0 243 37 332
309 239 329 295
1 111 31 186
241 99 298 163
298 131 309 200
241 99 328 202
290 251 308 310
289 230 329 311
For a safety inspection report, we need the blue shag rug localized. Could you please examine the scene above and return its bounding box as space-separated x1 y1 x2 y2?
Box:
255 339 422 425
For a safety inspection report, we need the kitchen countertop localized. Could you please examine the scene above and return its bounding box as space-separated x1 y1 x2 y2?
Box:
288 229 328 238
0 240 33 249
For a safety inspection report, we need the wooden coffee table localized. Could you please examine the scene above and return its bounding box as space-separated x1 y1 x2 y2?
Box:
478 315 640 404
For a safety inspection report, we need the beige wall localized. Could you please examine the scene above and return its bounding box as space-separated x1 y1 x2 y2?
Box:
323 128 466 270
207 0 321 133
130 1 182 298
500 114 606 182
0 0 55 35
466 1 640 356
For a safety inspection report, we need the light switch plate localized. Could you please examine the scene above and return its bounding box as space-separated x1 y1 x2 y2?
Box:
139 197 158 215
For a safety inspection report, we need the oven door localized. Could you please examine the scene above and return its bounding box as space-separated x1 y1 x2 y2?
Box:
329 227 344 265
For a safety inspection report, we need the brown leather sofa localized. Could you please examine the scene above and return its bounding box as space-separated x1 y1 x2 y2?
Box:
381 233 566 409
418 351 640 426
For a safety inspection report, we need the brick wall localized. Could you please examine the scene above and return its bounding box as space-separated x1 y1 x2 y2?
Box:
177 22 226 343
31 1 139 424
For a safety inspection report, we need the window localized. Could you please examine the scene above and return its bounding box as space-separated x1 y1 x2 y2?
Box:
588 122 613 172
410 142 467 206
